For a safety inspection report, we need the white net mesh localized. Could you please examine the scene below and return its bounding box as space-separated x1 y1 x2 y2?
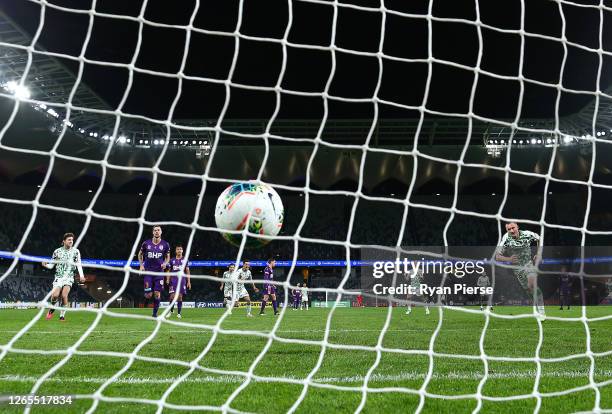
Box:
0 0 611 412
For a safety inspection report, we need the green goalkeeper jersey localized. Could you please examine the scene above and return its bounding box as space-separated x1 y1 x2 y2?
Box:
51 247 82 278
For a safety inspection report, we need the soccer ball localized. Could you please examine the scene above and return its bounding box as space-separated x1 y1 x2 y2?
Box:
214 182 284 247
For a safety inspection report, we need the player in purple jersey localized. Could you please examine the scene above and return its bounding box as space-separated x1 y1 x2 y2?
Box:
138 225 170 318
260 258 279 316
165 244 191 319
292 284 302 310
559 266 572 310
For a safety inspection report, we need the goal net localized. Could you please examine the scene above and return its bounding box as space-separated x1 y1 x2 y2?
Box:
0 0 611 412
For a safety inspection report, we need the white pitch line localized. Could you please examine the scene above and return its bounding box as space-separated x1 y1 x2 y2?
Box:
1 370 611 385
0 326 590 335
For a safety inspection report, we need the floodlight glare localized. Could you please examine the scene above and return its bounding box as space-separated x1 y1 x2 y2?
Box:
6 81 31 99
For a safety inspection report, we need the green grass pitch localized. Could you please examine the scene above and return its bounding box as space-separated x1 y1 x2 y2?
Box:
0 306 610 413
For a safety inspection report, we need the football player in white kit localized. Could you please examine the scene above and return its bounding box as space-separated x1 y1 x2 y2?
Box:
406 266 430 315
220 264 237 314
233 260 259 317
42 232 86 321
300 283 309 310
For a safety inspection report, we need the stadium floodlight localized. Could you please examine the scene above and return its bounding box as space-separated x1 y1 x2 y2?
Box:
563 136 573 144
546 138 552 144
126 139 131 143
530 138 536 144
500 139 505 144
153 140 159 145
88 190 92 193
144 140 149 144
5 80 31 99
97 287 102 290
519 140 523 144
537 139 542 144
139 140 143 144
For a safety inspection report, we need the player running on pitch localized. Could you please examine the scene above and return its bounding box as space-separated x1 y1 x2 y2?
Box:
477 271 492 311
406 265 430 315
233 260 259 317
165 244 191 319
138 225 171 318
260 258 279 316
42 232 85 321
495 222 546 320
220 264 237 314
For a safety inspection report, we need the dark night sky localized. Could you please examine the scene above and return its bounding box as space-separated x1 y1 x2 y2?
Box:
4 0 612 121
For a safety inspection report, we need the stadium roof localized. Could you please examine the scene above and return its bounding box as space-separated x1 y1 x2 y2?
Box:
1 3 611 147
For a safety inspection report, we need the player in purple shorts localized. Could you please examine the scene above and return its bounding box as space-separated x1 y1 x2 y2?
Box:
166 244 191 319
292 284 302 310
559 266 572 310
260 258 279 316
138 225 170 318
